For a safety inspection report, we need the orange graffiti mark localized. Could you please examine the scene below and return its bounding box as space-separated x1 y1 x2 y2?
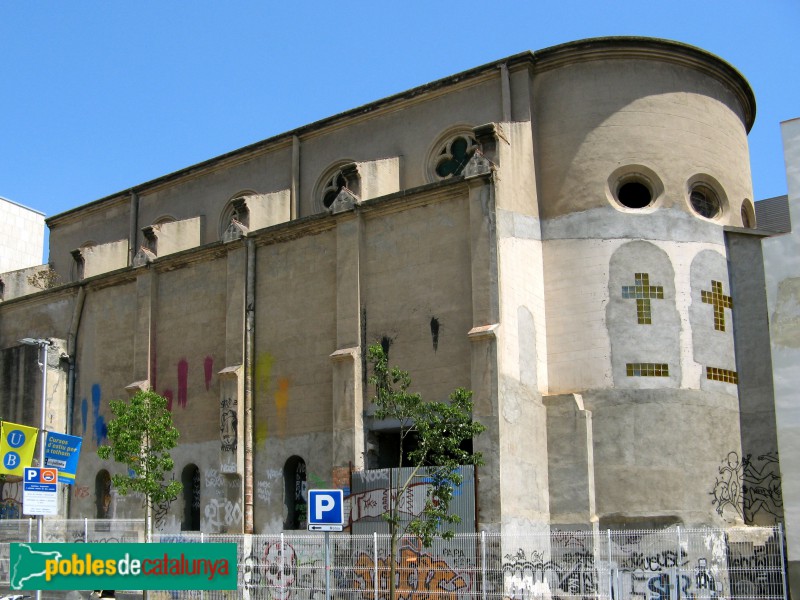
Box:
353 541 470 600
275 377 289 438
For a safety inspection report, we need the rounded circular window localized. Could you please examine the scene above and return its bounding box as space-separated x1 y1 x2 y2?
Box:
607 165 663 212
617 180 652 208
689 184 721 219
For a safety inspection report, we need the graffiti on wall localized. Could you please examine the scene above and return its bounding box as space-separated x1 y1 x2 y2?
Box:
710 451 783 524
203 498 242 530
220 396 238 453
91 383 107 445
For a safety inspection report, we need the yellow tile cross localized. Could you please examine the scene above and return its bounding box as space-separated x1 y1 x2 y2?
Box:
701 280 733 332
622 273 664 324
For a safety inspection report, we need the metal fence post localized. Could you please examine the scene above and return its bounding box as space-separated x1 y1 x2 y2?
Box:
607 529 613 600
779 524 788 600
374 532 378 600
84 517 88 542
676 526 682 600
481 531 487 600
27 517 32 542
280 532 285 600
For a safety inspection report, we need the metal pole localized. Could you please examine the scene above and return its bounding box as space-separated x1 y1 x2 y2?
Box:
373 532 378 600
325 531 331 600
36 340 48 600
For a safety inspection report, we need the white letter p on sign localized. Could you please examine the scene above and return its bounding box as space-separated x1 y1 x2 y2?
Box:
315 494 334 520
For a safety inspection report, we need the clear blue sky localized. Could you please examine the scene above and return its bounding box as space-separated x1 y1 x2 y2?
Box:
1 1 797 244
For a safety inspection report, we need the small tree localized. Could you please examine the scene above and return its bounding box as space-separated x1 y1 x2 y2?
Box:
97 390 182 538
368 343 485 599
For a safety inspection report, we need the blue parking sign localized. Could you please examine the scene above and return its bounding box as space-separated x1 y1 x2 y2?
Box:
307 489 344 531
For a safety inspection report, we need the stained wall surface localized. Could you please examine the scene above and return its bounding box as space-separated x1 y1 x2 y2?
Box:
0 38 775 539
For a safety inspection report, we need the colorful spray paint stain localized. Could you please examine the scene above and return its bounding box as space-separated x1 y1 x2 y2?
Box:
255 353 274 445
177 359 189 408
204 356 214 391
163 389 174 412
81 398 88 435
275 377 290 439
91 384 107 445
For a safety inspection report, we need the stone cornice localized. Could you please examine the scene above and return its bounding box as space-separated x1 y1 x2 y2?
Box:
532 36 755 132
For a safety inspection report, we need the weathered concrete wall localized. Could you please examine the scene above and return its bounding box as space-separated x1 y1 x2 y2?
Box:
726 230 782 527
763 117 800 598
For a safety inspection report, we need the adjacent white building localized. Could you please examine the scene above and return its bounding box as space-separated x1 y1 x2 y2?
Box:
0 195 45 273
764 116 800 597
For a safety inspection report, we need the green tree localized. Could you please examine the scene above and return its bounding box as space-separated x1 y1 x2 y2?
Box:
97 390 182 538
368 343 485 599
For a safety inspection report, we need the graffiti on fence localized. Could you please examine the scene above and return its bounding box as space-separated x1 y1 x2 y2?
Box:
502 547 597 600
352 540 470 600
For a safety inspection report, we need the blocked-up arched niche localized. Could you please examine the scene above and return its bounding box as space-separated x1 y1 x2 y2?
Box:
283 456 307 530
182 464 201 531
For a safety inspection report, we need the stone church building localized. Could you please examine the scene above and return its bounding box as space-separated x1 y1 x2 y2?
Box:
0 37 783 539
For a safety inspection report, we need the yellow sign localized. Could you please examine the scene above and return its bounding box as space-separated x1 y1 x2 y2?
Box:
0 421 39 476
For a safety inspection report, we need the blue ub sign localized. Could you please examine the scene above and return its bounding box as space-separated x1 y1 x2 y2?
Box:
307 489 344 531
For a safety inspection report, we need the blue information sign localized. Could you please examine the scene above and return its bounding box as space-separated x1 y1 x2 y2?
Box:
307 489 344 531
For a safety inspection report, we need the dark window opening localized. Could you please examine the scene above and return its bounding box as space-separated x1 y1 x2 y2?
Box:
617 181 652 208
435 136 477 178
95 470 111 519
181 464 201 531
370 430 474 469
323 173 347 208
283 456 307 530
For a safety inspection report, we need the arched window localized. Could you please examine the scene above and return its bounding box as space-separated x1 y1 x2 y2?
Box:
741 199 756 228
181 464 201 531
95 470 111 519
283 456 307 530
427 129 478 181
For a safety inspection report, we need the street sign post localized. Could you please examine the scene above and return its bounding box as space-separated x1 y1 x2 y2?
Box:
307 489 345 600
22 467 58 516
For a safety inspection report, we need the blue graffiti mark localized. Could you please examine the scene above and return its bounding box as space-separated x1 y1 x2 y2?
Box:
81 397 88 435
91 384 107 445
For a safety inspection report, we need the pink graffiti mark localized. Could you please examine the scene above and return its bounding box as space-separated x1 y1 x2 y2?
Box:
204 356 214 391
163 389 174 412
177 359 189 408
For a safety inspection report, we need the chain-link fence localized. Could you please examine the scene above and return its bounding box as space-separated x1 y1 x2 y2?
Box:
0 521 787 599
